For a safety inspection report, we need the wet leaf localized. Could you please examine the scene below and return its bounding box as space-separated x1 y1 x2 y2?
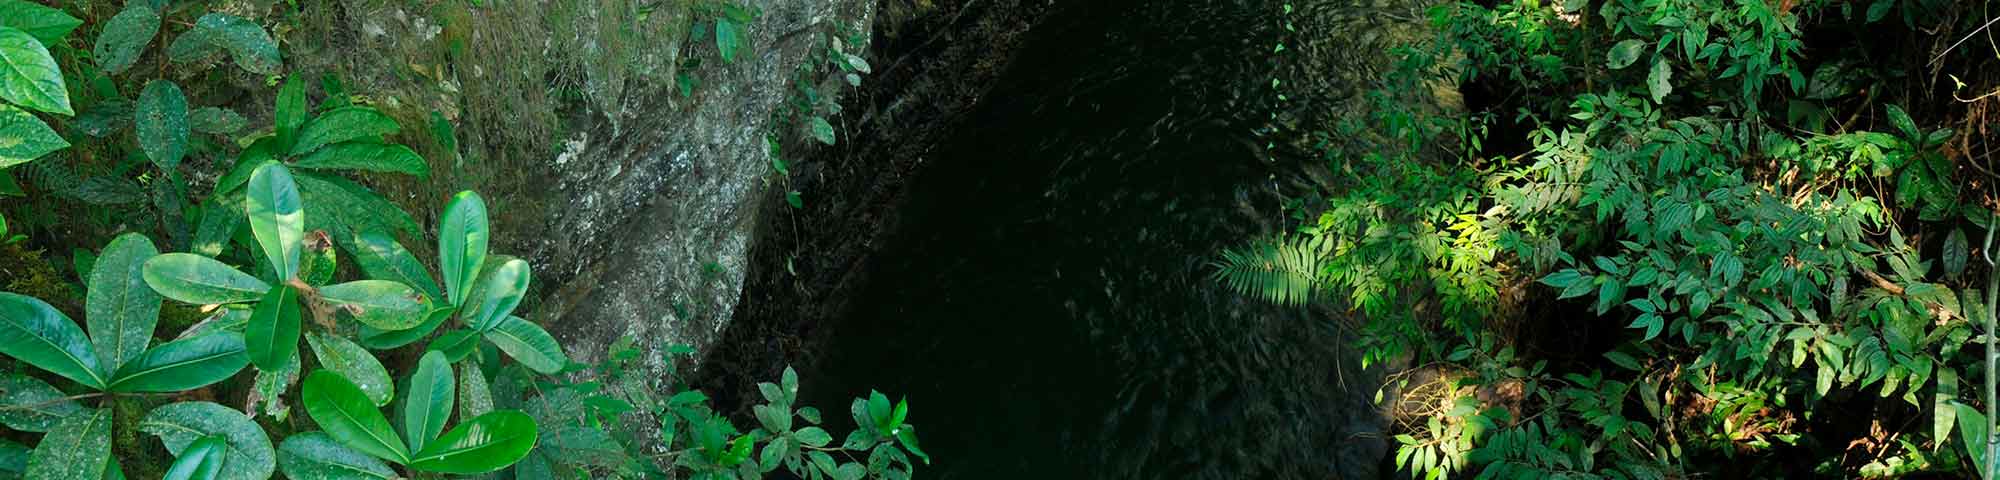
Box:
305 333 392 406
0 374 81 431
244 283 299 370
247 162 304 280
143 253 270 304
109 332 248 393
24 408 110 479
302 370 408 463
318 280 429 331
438 191 489 307
276 432 395 480
0 293 106 389
161 435 226 480
0 26 70 115
402 351 454 453
139 402 276 480
86 233 161 374
483 316 566 374
407 411 537 474
92 6 158 75
462 258 528 332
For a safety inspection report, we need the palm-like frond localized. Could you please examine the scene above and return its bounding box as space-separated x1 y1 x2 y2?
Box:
1211 235 1331 306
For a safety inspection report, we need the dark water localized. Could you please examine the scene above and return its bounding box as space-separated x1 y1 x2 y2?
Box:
801 1 1384 478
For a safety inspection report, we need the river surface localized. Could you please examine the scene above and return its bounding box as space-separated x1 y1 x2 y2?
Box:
798 1 1387 478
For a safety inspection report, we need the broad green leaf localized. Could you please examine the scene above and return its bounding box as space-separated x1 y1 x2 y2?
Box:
0 103 65 168
1605 39 1644 70
356 307 449 350
161 436 226 480
138 401 277 480
407 411 537 474
349 231 441 302
795 427 831 447
0 374 81 432
290 107 398 157
86 233 161 374
1887 104 1919 140
244 283 300 370
462 258 528 332
0 439 28 478
108 332 248 392
1647 59 1672 103
1946 228 1970 279
438 191 489 307
143 253 270 304
302 370 408 463
402 351 454 453
484 316 565 374
0 293 105 389
896 425 928 464
294 171 420 238
1937 368 1959 452
248 162 304 280
167 14 279 74
24 409 110 480
275 76 305 147
318 280 429 331
0 26 69 115
305 333 392 406
810 117 836 145
91 6 158 75
426 329 479 363
276 432 395 480
214 139 277 196
457 364 493 421
1960 403 1990 477
292 143 429 179
190 107 246 135
0 0 82 45
715 19 740 64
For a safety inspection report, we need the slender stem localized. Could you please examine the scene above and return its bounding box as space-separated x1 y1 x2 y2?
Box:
1982 223 1997 480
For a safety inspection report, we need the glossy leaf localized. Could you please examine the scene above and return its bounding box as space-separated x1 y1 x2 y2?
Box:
86 233 161 374
276 432 395 480
161 436 226 480
0 0 82 45
462 257 529 332
0 26 70 115
484 316 566 374
0 374 81 432
143 253 270 304
244 283 300 370
406 411 537 474
356 307 449 350
292 143 428 179
438 191 489 307
305 333 392 406
317 280 428 331
0 103 67 168
23 408 110 479
92 6 158 75
402 351 454 453
302 370 408 463
0 293 105 389
138 401 277 480
349 231 442 301
426 329 479 363
108 332 248 393
275 76 305 147
290 107 398 157
247 162 304 280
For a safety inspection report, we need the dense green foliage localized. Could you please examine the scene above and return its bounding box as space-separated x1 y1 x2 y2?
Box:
0 1 922 479
1222 0 2000 477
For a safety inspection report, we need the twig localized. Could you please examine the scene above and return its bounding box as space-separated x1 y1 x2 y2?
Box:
1930 15 2000 67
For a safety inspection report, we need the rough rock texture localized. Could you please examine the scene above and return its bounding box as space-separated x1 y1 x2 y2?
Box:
290 0 877 385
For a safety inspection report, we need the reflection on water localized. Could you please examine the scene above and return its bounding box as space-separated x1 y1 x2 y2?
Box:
800 1 1386 478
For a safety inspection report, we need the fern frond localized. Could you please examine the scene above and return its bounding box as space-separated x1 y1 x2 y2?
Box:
1211 235 1331 306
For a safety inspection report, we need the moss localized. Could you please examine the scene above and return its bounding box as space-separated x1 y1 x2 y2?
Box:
0 244 80 314
110 395 171 479
156 303 212 338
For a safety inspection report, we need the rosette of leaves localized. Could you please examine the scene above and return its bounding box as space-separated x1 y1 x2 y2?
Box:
0 233 256 479
0 0 79 169
284 354 537 476
142 163 432 403
347 190 570 374
203 75 428 255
